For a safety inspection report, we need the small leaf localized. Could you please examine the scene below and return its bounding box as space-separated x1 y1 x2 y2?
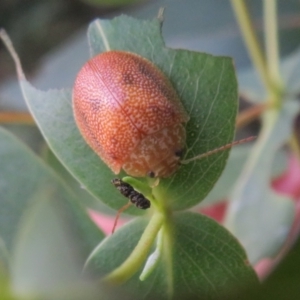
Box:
86 212 258 299
224 100 299 264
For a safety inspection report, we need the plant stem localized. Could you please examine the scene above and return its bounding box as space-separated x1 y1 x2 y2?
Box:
139 228 163 281
289 133 300 163
103 212 164 285
263 0 283 107
230 0 273 94
162 217 174 299
236 103 267 129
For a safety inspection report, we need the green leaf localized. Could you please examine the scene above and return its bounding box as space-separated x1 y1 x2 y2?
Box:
86 212 258 300
0 127 50 253
16 15 237 213
11 190 107 299
88 16 238 210
2 124 45 154
226 228 300 300
44 148 118 215
224 100 299 264
18 82 140 215
0 127 105 297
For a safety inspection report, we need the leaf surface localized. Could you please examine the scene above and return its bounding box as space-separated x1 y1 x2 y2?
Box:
88 16 238 210
0 127 104 289
86 212 258 300
224 101 299 264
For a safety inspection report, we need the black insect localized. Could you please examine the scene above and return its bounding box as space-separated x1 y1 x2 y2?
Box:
111 178 151 233
111 178 150 209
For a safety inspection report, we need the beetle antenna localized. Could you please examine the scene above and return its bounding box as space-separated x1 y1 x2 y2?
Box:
181 136 256 164
112 201 132 234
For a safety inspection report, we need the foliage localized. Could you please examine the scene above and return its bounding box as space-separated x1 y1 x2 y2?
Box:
1 1 300 299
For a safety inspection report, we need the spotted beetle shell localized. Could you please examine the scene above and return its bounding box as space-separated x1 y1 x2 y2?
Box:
73 51 189 178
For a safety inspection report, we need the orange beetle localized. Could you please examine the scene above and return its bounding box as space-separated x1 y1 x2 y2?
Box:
73 51 189 178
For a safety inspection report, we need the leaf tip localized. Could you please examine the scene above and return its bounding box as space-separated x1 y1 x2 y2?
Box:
157 7 165 24
0 28 25 81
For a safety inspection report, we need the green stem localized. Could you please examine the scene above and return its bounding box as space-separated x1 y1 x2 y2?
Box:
263 0 283 107
230 0 272 94
162 217 174 299
139 228 163 281
103 212 164 285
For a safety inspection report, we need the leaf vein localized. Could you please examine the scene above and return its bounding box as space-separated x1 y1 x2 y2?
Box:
177 242 219 294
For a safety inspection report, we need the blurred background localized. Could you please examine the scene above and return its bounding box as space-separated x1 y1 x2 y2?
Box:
1 0 300 148
1 0 300 91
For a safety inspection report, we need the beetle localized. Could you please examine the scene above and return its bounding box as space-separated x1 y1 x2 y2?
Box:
73 50 189 179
